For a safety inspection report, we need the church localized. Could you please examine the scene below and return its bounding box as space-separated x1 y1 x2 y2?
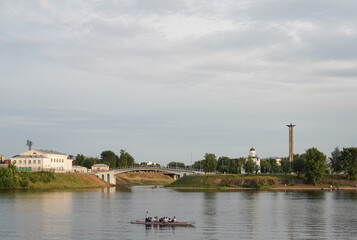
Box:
242 147 261 174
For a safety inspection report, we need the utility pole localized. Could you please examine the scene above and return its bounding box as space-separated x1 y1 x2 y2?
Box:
286 123 296 163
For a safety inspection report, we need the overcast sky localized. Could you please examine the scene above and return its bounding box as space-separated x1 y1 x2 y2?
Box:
1 0 356 164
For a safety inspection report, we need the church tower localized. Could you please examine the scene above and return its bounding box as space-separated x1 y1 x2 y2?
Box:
250 147 256 158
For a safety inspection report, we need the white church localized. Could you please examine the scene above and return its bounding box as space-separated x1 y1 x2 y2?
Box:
242 147 261 174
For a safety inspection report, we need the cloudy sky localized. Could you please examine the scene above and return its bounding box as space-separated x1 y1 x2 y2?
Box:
1 0 356 164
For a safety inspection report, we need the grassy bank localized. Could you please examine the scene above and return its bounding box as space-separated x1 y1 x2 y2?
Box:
116 172 175 186
166 174 357 190
28 173 112 189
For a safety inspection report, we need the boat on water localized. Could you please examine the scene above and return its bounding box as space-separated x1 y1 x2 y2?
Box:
131 220 195 226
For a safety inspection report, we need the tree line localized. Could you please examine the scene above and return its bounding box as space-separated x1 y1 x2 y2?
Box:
75 149 135 169
171 147 357 184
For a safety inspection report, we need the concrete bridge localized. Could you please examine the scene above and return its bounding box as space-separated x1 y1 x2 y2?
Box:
94 166 205 185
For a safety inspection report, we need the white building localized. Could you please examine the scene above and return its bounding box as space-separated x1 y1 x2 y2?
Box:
72 165 89 173
242 147 261 174
11 149 73 172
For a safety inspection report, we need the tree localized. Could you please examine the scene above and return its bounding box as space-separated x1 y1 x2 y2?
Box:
292 154 305 177
244 156 256 175
217 156 238 174
75 154 85 166
167 161 185 168
202 153 217 173
329 147 343 173
0 164 18 188
117 150 135 168
281 158 291 175
267 158 281 173
83 157 98 169
260 160 271 173
304 148 326 184
100 150 116 168
192 160 203 170
237 157 246 174
340 147 357 180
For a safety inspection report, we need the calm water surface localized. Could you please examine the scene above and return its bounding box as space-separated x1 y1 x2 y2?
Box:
0 186 356 240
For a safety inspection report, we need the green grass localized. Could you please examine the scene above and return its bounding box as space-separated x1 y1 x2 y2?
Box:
166 174 357 189
28 173 111 189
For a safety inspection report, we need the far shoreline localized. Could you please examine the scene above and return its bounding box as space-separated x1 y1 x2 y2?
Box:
165 186 357 191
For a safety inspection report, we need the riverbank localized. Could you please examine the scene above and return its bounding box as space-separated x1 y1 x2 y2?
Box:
0 172 112 189
166 174 357 190
28 173 112 189
116 172 175 186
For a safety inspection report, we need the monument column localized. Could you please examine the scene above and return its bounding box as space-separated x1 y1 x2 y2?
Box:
286 123 295 162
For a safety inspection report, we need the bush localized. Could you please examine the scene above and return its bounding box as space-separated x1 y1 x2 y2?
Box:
20 178 29 188
0 166 55 189
255 181 264 189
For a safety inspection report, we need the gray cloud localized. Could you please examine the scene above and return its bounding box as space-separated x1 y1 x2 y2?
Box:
1 0 356 163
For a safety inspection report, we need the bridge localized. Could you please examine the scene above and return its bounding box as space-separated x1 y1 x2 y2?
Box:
94 166 205 185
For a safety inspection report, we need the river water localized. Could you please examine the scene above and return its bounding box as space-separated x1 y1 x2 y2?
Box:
0 186 356 240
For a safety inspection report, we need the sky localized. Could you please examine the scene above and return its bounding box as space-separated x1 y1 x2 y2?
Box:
1 0 356 164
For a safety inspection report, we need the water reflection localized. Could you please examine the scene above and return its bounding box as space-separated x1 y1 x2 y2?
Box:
0 188 356 240
202 192 217 239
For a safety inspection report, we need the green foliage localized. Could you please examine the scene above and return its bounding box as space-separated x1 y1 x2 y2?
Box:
75 154 86 166
117 149 135 168
255 181 264 188
237 157 245 174
0 164 18 188
0 165 55 189
281 158 291 175
260 160 272 173
202 153 217 173
244 156 256 175
100 150 116 168
217 156 239 174
20 177 29 188
304 148 327 184
266 158 281 173
192 160 203 170
292 154 305 176
83 157 98 169
329 147 343 173
167 161 185 168
340 147 357 180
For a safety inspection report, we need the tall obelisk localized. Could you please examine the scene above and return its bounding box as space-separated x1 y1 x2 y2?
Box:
286 123 295 162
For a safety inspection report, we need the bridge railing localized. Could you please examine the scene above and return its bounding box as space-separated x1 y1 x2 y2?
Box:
109 165 204 172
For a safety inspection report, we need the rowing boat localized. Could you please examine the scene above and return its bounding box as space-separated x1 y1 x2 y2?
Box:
131 220 195 226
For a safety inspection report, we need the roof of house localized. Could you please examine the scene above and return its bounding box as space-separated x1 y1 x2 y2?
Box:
35 149 66 155
92 164 109 167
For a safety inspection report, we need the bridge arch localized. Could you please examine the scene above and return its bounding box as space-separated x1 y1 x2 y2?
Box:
94 166 205 185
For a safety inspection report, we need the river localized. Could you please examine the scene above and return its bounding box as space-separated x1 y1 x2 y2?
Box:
0 186 356 240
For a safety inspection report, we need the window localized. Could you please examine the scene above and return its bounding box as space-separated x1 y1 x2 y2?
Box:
38 160 41 164
24 160 26 164
19 160 22 164
33 160 36 164
29 160 31 164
